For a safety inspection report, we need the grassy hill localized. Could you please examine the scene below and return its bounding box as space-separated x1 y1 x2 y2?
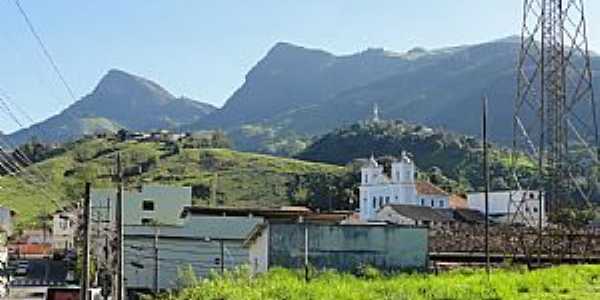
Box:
0 136 344 229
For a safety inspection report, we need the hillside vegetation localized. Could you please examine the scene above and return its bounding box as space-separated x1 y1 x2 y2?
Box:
297 120 535 192
162 265 600 300
0 136 343 228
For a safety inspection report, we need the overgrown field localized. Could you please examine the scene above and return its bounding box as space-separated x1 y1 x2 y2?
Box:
163 265 600 300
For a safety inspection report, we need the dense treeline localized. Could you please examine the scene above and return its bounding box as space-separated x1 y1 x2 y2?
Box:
297 120 534 192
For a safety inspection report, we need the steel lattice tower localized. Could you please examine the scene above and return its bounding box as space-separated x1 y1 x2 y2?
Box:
513 0 597 220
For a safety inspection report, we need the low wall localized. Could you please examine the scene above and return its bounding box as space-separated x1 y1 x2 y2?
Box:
268 223 428 272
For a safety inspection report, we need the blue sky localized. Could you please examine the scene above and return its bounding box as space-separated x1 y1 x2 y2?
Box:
0 1 599 133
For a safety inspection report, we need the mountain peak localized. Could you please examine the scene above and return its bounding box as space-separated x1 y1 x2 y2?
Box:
266 42 333 60
93 69 174 101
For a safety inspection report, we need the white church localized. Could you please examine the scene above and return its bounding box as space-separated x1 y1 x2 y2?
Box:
358 152 450 221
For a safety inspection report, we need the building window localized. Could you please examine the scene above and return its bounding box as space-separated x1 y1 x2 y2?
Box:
372 197 376 209
421 199 425 206
430 200 435 207
439 200 444 208
141 218 154 225
533 207 538 213
385 196 390 204
142 200 155 211
379 196 384 208
365 175 368 184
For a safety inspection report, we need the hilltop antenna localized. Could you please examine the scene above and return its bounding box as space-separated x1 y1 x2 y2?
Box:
513 0 597 219
372 103 380 123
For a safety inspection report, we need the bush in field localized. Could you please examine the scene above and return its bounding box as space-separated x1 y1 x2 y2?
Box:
160 265 600 300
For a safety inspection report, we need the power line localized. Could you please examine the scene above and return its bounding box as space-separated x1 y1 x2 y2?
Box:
12 0 77 102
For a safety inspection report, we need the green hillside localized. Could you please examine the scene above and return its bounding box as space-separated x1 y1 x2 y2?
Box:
0 136 344 229
297 120 535 192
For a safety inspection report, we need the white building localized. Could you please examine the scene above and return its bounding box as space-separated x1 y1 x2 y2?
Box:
358 152 449 221
467 190 545 227
52 210 78 252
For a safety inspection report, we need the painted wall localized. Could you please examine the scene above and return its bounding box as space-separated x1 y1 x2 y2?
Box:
124 215 263 291
265 224 428 272
125 236 248 290
248 226 269 274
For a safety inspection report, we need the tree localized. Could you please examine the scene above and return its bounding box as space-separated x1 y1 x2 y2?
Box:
210 131 232 149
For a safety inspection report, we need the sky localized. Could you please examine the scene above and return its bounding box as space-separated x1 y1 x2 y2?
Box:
0 1 599 134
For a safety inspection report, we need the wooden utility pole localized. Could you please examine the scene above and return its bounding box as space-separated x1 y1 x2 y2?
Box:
115 153 125 300
81 182 91 300
482 96 490 274
153 226 159 295
219 240 224 275
304 222 309 282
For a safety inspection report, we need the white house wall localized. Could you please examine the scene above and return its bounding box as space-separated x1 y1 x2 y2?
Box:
248 225 269 274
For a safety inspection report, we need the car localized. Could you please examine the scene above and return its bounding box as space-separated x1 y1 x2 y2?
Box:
16 260 29 269
15 266 27 276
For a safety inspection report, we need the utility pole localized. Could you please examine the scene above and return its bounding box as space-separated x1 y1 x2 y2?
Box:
81 182 91 300
482 96 490 274
211 173 218 206
219 240 224 275
153 226 159 295
304 222 309 282
115 153 124 300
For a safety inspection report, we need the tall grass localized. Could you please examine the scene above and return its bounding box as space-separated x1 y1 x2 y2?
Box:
161 265 600 300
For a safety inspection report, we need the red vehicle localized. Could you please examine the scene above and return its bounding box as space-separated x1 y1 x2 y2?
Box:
45 287 102 300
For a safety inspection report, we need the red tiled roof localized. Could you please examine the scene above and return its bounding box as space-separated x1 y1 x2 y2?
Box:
449 194 468 209
416 181 449 196
9 243 52 255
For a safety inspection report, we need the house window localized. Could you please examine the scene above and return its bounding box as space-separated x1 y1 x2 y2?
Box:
533 207 538 213
141 218 154 225
430 200 435 207
385 196 390 204
372 197 376 209
142 200 155 211
439 200 444 208
379 196 384 208
421 199 425 206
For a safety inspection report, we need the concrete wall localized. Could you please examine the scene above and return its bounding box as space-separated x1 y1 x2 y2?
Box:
123 215 262 291
0 208 12 237
125 236 248 290
248 226 269 274
266 223 428 272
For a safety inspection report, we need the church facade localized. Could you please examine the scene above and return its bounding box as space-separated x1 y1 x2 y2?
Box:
358 152 449 221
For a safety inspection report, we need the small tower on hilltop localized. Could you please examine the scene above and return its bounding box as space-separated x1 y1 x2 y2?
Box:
372 103 380 123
